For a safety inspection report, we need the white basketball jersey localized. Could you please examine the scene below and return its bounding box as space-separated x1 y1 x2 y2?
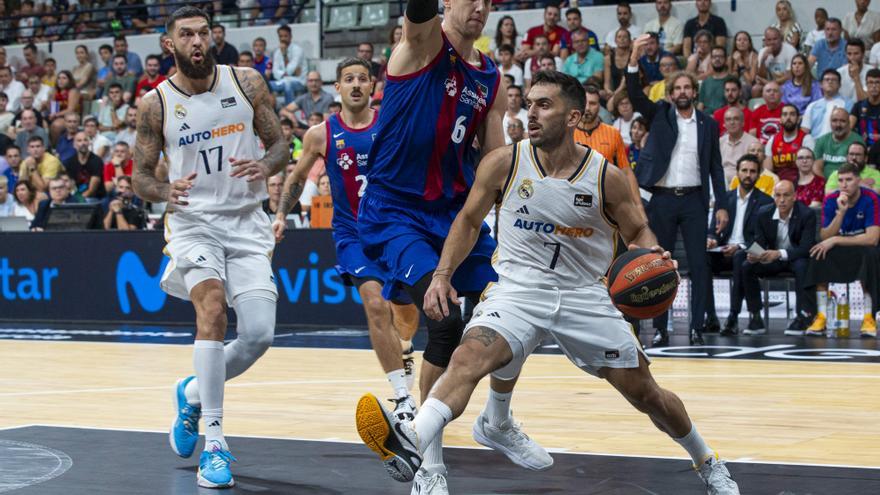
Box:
494 140 618 289
156 65 267 213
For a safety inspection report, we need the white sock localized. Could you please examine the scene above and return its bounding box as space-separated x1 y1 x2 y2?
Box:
818 290 828 316
386 369 409 399
194 340 227 451
484 388 512 426
412 398 452 455
673 424 714 465
864 294 873 316
422 431 445 475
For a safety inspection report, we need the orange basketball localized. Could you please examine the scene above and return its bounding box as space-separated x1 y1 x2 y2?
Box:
606 248 679 319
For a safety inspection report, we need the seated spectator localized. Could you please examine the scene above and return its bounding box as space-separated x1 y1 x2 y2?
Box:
13 110 48 155
16 1 38 44
770 0 802 49
765 104 815 183
498 45 524 87
713 77 751 135
113 35 143 79
802 70 850 139
574 86 637 196
2 145 22 189
721 107 760 186
280 72 334 124
744 180 818 334
11 179 43 220
683 0 727 57
627 116 649 169
781 54 821 115
648 54 679 102
506 118 525 144
610 92 642 147
756 27 796 96
809 18 847 77
134 55 166 106
825 142 880 193
63 131 105 200
638 32 670 85
48 70 81 142
238 51 254 69
524 36 563 91
97 83 129 139
602 29 633 101
103 141 134 195
95 44 114 98
25 75 51 114
563 30 603 84
838 39 869 103
706 154 774 335
804 8 828 55
731 140 780 195
0 93 13 131
16 44 44 85
502 85 528 146
523 5 570 58
20 136 60 192
103 175 146 230
105 55 137 104
795 147 826 207
158 34 176 77
210 24 239 66
805 162 880 337
0 175 13 217
814 107 866 177
72 45 97 100
356 43 382 82
491 17 519 62
730 29 762 99
684 29 713 80
250 0 293 26
851 68 880 148
698 47 730 114
843 0 880 50
604 2 641 54
263 173 285 217
115 107 138 148
308 173 334 228
643 0 683 55
749 81 783 144
55 113 81 164
30 176 76 230
270 25 306 104
0 66 25 112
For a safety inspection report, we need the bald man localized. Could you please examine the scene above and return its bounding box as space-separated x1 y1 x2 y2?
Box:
279 71 335 122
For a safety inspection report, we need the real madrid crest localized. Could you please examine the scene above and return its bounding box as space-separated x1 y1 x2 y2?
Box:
174 104 187 119
518 178 533 199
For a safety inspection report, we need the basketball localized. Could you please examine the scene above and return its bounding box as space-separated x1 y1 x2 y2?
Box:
606 248 679 319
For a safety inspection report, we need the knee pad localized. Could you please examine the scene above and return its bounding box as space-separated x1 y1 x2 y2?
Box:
423 312 464 368
232 289 277 354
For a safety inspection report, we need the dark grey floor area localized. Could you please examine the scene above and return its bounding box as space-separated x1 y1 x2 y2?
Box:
1 426 877 494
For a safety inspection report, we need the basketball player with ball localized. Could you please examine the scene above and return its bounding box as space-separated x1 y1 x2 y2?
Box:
355 71 740 494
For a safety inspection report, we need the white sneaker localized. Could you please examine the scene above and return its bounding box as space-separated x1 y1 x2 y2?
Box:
392 395 418 422
472 412 553 471
410 468 448 495
696 454 740 495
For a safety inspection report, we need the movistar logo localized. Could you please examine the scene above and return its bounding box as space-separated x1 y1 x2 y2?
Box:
116 251 169 314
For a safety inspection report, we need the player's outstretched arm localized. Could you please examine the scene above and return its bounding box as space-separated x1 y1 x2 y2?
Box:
132 91 176 204
235 67 289 179
387 0 442 77
424 146 512 320
604 163 659 250
272 124 326 242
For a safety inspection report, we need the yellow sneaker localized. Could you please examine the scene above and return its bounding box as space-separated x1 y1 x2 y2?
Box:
805 313 827 336
861 313 877 338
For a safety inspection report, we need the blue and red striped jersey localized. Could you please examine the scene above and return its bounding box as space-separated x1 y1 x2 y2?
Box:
366 31 501 209
324 110 379 235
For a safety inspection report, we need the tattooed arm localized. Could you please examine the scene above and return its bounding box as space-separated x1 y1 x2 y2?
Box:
231 67 289 180
271 122 327 242
132 91 171 203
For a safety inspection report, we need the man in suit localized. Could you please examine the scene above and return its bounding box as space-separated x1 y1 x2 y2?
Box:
706 155 774 335
627 34 729 346
743 180 818 335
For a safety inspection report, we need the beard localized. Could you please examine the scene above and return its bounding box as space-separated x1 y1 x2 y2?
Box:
174 45 216 80
674 95 693 110
740 178 755 192
783 121 798 133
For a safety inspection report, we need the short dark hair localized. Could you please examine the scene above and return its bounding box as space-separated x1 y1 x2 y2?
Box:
848 38 866 52
114 34 127 43
166 6 211 33
254 37 266 45
498 44 515 55
868 68 880 80
631 115 648 129
309 112 324 120
736 154 761 171
827 17 843 28
239 50 253 59
781 103 800 116
723 76 741 89
507 84 523 95
24 43 37 53
848 141 868 155
358 42 374 50
99 44 113 53
711 45 727 57
145 54 161 64
277 25 292 36
336 57 372 81
532 70 586 113
113 54 127 63
565 7 581 18
27 135 44 145
328 101 342 110
646 31 660 42
108 83 123 92
838 162 861 176
821 69 841 83
618 2 632 12
5 144 20 153
280 117 294 127
212 23 225 33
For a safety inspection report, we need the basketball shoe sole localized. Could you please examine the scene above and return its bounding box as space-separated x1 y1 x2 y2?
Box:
356 393 422 482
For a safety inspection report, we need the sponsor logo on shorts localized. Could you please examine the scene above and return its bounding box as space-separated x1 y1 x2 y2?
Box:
605 350 620 359
512 218 594 238
194 255 207 264
573 194 593 208
220 97 237 108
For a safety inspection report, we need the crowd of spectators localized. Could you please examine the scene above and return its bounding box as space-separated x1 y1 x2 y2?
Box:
1 0 880 338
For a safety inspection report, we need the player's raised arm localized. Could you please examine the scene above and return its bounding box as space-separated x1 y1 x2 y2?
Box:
424 145 512 320
233 67 289 180
132 91 186 205
387 0 443 76
271 123 326 242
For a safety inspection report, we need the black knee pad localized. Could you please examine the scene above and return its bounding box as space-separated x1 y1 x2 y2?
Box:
423 313 464 368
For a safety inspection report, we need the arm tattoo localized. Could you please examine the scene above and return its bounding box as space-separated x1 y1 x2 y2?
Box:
277 182 304 217
237 67 289 176
462 327 501 347
131 92 169 203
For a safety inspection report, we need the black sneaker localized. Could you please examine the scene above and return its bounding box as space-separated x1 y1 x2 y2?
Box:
652 329 668 347
742 312 766 335
784 314 809 336
704 315 721 333
720 314 738 336
689 328 705 345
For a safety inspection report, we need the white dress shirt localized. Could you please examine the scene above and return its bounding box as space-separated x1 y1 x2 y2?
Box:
271 43 306 84
1 80 25 112
773 207 793 260
728 189 752 247
658 109 701 187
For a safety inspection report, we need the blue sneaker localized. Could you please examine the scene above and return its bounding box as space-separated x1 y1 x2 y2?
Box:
169 376 201 458
198 442 236 488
